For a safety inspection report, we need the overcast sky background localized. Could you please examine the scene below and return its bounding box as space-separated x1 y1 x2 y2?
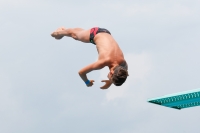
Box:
1 0 200 133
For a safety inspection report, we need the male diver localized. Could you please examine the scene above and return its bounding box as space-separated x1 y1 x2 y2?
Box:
51 27 128 89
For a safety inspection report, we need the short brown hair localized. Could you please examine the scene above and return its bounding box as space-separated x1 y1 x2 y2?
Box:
112 66 128 86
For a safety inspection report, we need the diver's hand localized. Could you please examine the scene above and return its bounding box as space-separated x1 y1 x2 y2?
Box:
86 80 95 87
100 80 112 89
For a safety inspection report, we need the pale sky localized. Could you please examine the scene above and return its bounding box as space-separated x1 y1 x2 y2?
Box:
1 0 200 133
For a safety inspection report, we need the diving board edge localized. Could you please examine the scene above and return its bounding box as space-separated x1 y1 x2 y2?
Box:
148 88 200 110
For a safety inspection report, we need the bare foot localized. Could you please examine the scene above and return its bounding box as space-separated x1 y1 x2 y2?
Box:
51 27 66 40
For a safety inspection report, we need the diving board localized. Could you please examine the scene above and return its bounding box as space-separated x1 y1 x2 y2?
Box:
148 88 200 110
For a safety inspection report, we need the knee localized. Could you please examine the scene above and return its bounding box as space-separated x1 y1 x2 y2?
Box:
71 33 78 40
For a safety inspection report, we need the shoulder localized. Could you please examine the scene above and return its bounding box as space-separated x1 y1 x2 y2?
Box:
98 58 110 65
119 60 128 70
96 58 111 67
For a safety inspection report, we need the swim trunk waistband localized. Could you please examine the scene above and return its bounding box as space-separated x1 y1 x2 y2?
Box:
89 27 111 44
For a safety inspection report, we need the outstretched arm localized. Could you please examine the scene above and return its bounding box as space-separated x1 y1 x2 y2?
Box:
78 60 106 86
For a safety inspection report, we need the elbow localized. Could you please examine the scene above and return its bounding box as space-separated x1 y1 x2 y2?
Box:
78 70 84 75
78 71 81 75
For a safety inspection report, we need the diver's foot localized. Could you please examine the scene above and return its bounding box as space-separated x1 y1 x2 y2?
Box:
51 27 66 39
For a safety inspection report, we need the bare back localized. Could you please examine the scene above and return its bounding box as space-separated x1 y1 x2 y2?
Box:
94 33 125 68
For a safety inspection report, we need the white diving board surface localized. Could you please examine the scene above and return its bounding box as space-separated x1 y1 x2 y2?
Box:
148 88 200 110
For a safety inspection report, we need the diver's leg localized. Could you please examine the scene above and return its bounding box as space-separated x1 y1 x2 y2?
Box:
51 27 90 43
